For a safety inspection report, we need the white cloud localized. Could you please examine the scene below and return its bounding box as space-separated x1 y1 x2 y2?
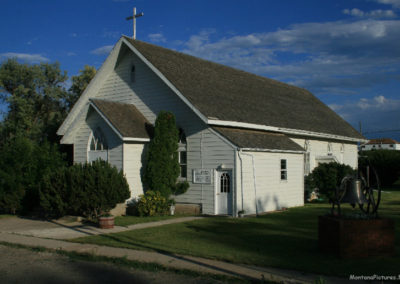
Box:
90 45 113 55
0 52 49 63
376 0 400 9
343 8 396 18
67 52 76 56
329 95 400 136
148 33 166 43
70 33 78 37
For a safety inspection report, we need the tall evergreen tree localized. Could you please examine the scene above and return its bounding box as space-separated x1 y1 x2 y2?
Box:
144 111 180 198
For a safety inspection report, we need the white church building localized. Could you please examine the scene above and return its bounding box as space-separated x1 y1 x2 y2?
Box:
57 36 366 216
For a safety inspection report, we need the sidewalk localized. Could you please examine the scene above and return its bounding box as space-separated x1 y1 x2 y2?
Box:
0 216 203 239
0 231 351 284
0 217 357 284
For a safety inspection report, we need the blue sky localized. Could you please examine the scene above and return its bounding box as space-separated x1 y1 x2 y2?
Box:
1 0 400 140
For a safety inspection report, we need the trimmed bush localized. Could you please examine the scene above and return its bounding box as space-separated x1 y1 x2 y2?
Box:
39 160 130 219
305 162 355 200
137 190 170 217
144 111 180 198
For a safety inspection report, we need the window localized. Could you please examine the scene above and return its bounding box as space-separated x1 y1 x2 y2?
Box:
280 159 287 180
390 144 394 148
178 128 187 178
304 140 310 175
340 144 344 153
220 173 230 193
327 143 332 155
90 128 108 151
130 64 136 83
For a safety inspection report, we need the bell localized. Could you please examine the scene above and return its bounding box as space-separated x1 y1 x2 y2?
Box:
341 178 368 204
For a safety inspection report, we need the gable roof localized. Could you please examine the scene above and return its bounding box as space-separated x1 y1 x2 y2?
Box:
124 36 364 141
90 99 151 140
367 138 399 145
213 127 304 152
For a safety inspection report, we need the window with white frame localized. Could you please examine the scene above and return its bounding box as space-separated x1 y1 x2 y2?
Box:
280 159 287 180
327 143 332 155
304 140 310 175
178 128 187 178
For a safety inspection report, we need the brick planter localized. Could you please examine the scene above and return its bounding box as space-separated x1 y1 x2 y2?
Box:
318 215 395 258
98 216 115 229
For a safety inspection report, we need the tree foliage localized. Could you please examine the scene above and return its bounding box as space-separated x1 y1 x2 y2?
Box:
68 65 96 109
359 150 400 187
144 111 180 198
0 136 66 214
0 59 69 143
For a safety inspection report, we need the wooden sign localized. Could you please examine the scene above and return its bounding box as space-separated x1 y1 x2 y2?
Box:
193 169 212 184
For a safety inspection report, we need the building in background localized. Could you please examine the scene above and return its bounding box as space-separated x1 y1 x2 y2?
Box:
360 138 400 151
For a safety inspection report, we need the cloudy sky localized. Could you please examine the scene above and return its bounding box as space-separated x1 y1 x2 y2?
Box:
1 0 399 140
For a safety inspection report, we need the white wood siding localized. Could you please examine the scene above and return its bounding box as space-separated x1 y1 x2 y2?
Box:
94 48 235 214
236 151 304 215
290 137 358 170
123 143 146 198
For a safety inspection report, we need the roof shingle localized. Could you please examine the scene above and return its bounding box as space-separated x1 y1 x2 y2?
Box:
125 36 364 140
90 99 151 139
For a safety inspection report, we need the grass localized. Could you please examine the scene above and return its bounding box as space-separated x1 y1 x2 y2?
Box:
114 214 192 227
0 214 16 219
72 191 400 277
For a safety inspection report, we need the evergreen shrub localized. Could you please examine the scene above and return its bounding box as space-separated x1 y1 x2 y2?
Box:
144 111 180 198
39 160 130 219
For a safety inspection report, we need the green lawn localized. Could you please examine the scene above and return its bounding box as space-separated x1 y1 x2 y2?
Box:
0 214 16 219
73 191 400 277
114 214 192 227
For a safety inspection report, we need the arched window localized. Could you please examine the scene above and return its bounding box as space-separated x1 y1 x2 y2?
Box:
340 143 345 153
130 64 136 83
90 128 108 151
220 173 230 193
304 140 310 175
327 142 332 155
178 128 187 178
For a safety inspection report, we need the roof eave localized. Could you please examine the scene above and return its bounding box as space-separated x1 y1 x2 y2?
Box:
208 119 366 143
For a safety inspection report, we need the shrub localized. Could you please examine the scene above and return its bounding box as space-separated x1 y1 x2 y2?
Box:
137 190 170 216
359 150 400 187
0 137 66 214
172 181 190 195
39 160 130 220
144 111 180 198
305 162 355 200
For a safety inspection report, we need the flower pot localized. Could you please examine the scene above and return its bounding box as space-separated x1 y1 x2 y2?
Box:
98 216 114 229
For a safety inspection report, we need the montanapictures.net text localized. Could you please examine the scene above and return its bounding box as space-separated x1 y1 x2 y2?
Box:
349 275 399 281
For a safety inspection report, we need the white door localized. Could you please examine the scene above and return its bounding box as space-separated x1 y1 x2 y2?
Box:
216 170 232 215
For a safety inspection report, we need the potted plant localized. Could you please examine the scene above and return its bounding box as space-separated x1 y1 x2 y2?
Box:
238 210 245 218
98 212 114 229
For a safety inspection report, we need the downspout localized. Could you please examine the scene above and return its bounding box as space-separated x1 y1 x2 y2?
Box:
239 150 258 216
200 131 204 204
237 150 244 212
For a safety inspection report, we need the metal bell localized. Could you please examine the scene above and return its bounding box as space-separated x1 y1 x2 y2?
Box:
341 178 368 204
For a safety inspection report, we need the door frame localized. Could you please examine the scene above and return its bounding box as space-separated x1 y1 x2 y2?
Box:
214 169 233 215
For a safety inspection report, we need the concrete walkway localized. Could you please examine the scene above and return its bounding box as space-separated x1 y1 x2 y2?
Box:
0 216 203 239
0 217 360 284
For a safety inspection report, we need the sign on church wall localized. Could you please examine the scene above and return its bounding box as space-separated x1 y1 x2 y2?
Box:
193 169 212 184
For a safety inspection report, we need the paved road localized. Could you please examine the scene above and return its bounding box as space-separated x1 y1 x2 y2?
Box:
0 245 225 284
